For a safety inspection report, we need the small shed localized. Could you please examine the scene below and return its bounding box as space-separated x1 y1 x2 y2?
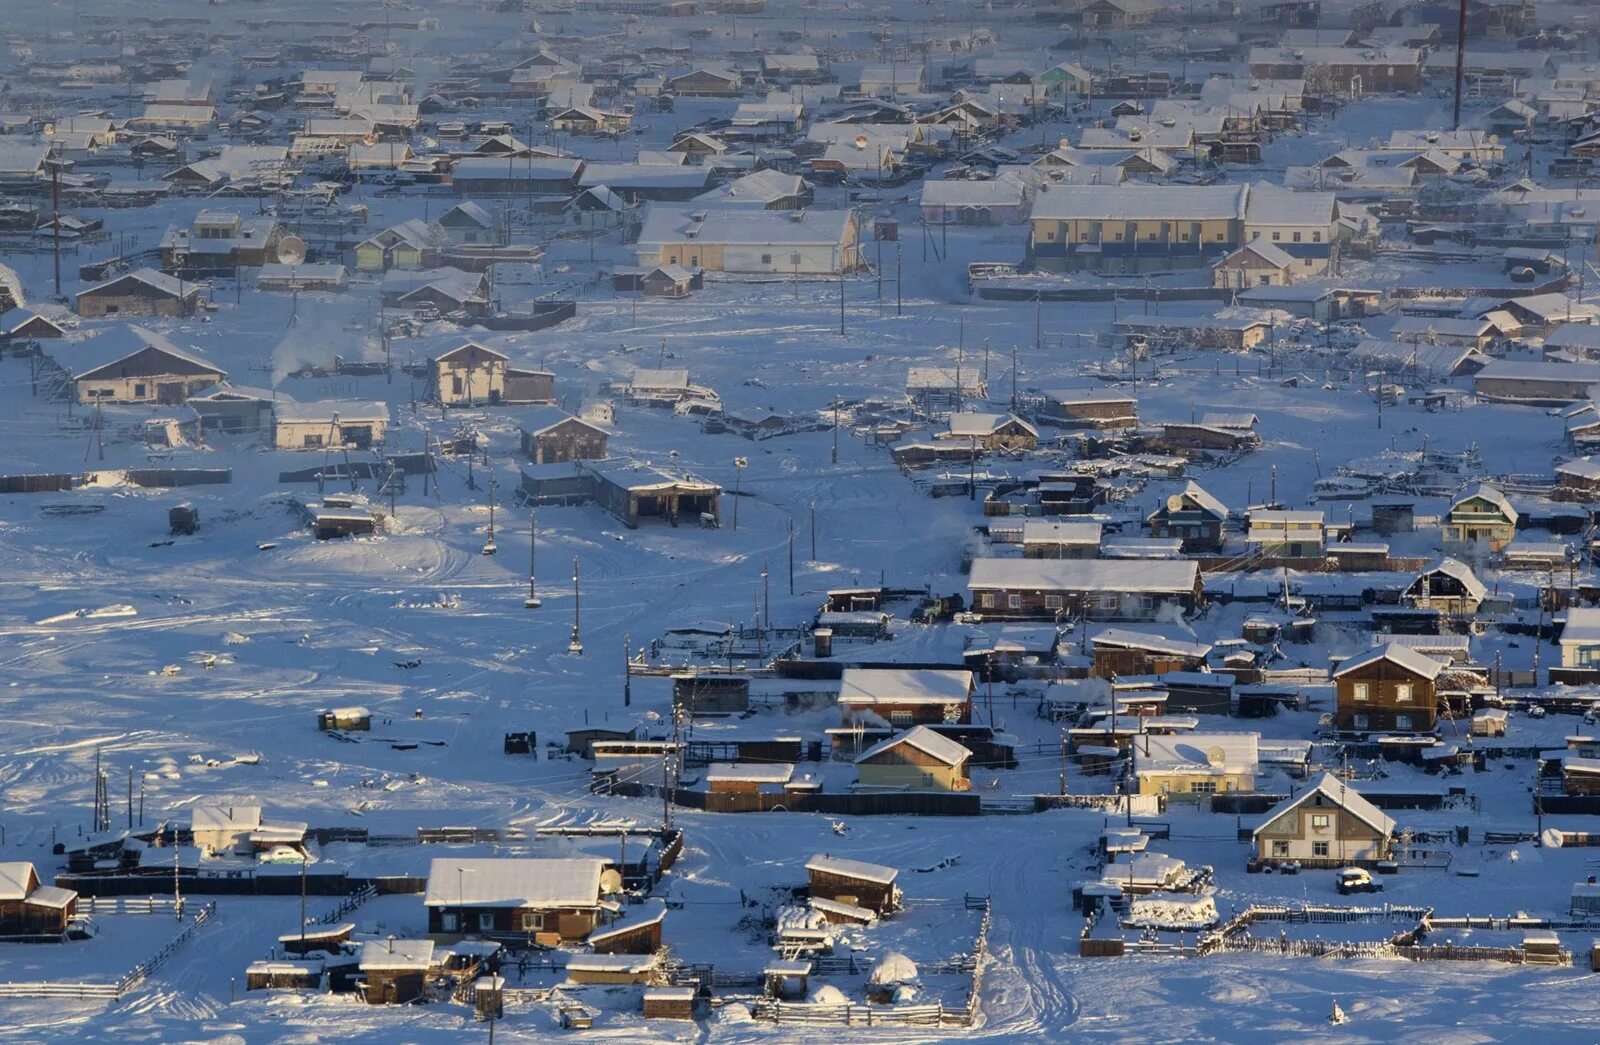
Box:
805 854 899 915
279 922 355 956
566 953 657 985
642 985 698 1020
474 974 504 1020
764 959 811 999
672 674 750 714
318 707 371 732
246 960 324 991
358 938 435 1005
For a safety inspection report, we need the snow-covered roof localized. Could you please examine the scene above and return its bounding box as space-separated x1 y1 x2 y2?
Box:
1021 520 1101 545
1450 483 1517 523
1134 732 1259 777
805 854 898 884
191 805 262 832
358 939 434 971
969 557 1199 594
838 668 973 706
1560 607 1600 647
1031 184 1248 222
630 367 690 390
566 954 656 974
809 896 877 922
947 411 1035 438
0 862 35 900
274 400 389 426
1333 642 1445 681
706 762 795 784
1253 772 1395 839
25 885 76 909
1416 556 1488 601
422 857 606 908
1091 628 1211 658
856 725 972 767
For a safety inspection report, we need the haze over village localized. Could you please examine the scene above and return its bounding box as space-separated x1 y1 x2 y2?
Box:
6 0 1600 1039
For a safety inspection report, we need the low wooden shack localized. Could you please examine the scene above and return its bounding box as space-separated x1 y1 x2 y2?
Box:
805 854 899 915
567 953 657 985
246 960 325 991
642 985 697 1020
357 939 435 1005
317 707 371 732
279 922 355 956
671 674 750 714
589 901 666 955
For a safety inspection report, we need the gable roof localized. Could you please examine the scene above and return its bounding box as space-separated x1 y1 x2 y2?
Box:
59 325 224 380
1332 642 1445 681
0 862 36 901
838 668 973 706
804 854 897 884
1252 772 1395 839
79 267 198 301
856 725 972 767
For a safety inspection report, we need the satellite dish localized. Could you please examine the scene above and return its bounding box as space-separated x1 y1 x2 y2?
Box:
277 236 307 266
599 868 624 894
1167 494 1185 513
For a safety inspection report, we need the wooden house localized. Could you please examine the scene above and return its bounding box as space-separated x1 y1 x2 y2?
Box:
940 412 1037 450
423 857 615 943
358 939 434 1005
1245 510 1325 558
1332 643 1443 734
1474 360 1600 405
584 461 721 528
665 68 741 97
433 341 554 407
273 400 389 450
75 268 201 318
1443 484 1518 552
968 558 1201 621
0 308 67 340
1558 607 1600 675
354 219 446 272
0 863 77 935
641 264 699 298
52 326 225 405
1146 481 1229 552
378 268 492 318
1038 390 1139 430
1251 773 1395 867
805 854 899 915
836 668 974 727
519 408 607 464
1211 240 1297 289
854 726 973 792
705 762 798 794
1402 557 1487 616
159 210 284 273
438 202 498 246
1090 629 1211 679
634 205 862 275
671 674 749 714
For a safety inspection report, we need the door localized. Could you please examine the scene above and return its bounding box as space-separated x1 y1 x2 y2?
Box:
158 382 184 405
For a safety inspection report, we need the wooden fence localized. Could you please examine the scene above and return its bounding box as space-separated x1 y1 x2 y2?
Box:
0 900 216 1001
751 999 962 1027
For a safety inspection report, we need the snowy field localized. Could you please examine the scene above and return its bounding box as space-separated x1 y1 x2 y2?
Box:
4 0 1600 1039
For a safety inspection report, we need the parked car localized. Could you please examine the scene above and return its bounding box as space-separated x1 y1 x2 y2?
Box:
1336 867 1382 895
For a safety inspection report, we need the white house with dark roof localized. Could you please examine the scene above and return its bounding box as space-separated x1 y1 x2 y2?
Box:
1251 772 1396 866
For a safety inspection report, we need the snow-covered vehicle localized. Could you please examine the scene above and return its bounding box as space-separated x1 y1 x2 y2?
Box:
1336 867 1382 895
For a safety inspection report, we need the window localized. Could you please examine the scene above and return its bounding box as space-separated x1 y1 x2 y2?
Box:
1312 841 1330 857
477 912 495 931
521 911 543 932
1114 231 1124 241
1312 231 1322 243
441 913 458 932
1098 594 1119 610
1272 840 1290 857
761 253 772 264
1311 814 1330 830
1191 780 1218 794
303 434 324 448
1351 683 1369 703
1215 231 1224 241
1251 230 1260 240
1395 714 1413 731
890 710 913 726
1353 714 1369 730
1271 231 1281 241
1395 683 1413 703
979 593 995 608
1044 595 1064 610
1292 231 1302 243
134 383 147 398
452 376 463 395
1007 594 1022 609
1258 274 1271 286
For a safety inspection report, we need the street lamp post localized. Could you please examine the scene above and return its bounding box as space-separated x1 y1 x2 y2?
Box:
525 511 541 608
568 558 584 655
731 457 747 530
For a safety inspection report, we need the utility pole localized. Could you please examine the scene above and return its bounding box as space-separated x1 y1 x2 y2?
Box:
49 143 61 298
831 397 840 465
568 558 584 655
1451 0 1468 131
525 511 541 608
1011 344 1019 412
624 633 632 707
482 472 497 556
810 501 817 560
788 518 795 594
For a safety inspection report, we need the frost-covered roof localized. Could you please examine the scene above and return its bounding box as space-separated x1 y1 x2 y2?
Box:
970 557 1198 594
805 854 898 884
1134 732 1259 776
1333 642 1445 681
1253 772 1395 839
838 668 973 706
423 857 606 908
1091 628 1211 658
856 725 972 767
0 862 36 900
358 939 435 971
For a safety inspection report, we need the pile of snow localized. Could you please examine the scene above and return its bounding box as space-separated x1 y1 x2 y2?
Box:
868 952 919 986
715 1002 754 1023
776 904 826 932
810 984 849 1005
1125 894 1219 930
